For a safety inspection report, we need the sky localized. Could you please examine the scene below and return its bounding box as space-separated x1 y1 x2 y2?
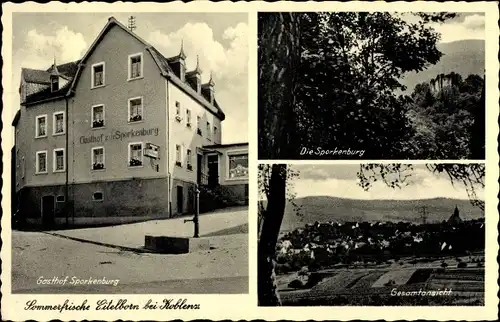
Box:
432 13 485 43
9 12 248 144
289 164 485 201
400 12 485 44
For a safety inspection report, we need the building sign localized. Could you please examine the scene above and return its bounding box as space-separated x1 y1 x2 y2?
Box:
79 127 159 144
228 153 248 179
144 143 160 159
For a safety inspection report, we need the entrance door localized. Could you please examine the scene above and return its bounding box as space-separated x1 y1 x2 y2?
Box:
177 186 184 214
207 155 219 188
41 195 55 227
197 154 203 184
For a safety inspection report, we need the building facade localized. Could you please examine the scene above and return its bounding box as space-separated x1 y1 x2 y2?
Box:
12 17 248 227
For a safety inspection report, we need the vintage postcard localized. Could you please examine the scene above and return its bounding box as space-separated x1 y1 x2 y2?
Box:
1 1 499 321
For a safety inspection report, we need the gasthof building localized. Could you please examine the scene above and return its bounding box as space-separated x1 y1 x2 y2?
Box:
12 17 248 227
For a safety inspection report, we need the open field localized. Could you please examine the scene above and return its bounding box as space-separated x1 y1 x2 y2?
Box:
278 265 484 306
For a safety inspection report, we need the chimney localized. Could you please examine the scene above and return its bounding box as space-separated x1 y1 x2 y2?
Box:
186 55 202 93
201 72 216 104
168 40 187 82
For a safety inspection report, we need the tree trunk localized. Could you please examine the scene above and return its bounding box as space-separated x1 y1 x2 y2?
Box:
470 78 485 159
258 164 288 306
258 13 300 159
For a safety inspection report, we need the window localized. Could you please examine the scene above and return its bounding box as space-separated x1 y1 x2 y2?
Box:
53 111 65 135
228 153 248 179
175 145 182 167
53 148 65 172
176 102 181 116
51 77 59 92
214 126 218 142
56 195 65 203
92 147 105 170
187 149 192 170
92 192 104 201
35 115 47 138
128 97 143 122
36 151 47 174
207 122 211 140
197 116 202 135
91 62 105 88
128 142 143 167
128 53 143 80
92 104 105 128
186 109 192 127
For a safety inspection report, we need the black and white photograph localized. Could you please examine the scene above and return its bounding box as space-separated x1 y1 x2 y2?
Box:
258 164 486 306
1 1 499 321
258 12 486 160
8 12 249 294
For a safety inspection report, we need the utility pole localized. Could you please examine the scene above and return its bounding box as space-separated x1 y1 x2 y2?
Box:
419 206 428 225
128 16 136 32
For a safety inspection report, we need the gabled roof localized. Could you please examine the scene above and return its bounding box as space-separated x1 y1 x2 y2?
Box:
22 68 51 84
22 60 80 105
12 110 21 126
146 45 225 120
47 60 79 77
20 16 225 120
24 81 72 105
22 60 80 85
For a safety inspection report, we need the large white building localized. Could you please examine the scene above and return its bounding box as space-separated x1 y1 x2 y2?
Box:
12 17 248 227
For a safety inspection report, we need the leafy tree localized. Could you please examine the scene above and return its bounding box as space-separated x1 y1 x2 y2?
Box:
469 75 486 159
406 73 484 159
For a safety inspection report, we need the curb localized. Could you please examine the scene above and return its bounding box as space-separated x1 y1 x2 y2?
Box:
42 231 153 254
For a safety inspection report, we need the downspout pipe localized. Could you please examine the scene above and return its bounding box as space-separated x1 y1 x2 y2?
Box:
166 79 171 218
64 96 69 226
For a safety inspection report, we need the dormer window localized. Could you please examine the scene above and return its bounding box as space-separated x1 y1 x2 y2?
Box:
196 75 201 93
51 76 59 92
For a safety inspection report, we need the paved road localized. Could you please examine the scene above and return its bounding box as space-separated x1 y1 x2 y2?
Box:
44 207 248 250
11 230 248 294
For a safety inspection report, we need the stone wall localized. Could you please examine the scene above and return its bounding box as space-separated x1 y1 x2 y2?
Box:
18 177 171 227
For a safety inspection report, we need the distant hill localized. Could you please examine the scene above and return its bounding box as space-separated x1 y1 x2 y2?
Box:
400 39 485 93
281 196 484 232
